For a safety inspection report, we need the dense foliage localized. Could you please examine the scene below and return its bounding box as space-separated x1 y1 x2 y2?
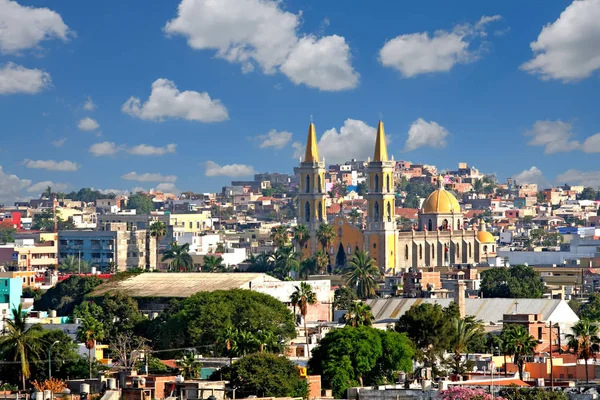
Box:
146 289 295 355
213 353 308 399
126 192 155 214
66 188 116 202
309 326 413 398
480 265 545 298
32 210 75 231
34 275 103 316
0 220 16 244
498 388 567 400
333 286 359 311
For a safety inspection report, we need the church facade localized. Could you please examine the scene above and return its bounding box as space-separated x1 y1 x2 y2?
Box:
297 121 496 274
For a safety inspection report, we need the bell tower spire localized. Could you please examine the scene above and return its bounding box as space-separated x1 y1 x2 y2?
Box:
304 122 319 163
373 120 388 162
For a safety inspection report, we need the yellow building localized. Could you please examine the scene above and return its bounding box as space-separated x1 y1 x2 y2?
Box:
13 233 58 270
297 120 496 274
170 212 212 235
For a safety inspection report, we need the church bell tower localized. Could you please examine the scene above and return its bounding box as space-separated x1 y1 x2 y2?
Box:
296 122 326 255
365 121 397 275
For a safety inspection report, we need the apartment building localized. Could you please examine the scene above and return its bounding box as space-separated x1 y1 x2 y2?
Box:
58 222 157 272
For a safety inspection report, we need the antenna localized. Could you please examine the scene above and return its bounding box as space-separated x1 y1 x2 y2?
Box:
310 114 313 123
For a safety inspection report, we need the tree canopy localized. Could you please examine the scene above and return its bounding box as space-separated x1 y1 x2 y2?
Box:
127 192 154 214
309 326 413 398
146 289 295 355
480 265 545 298
213 353 308 399
66 188 116 203
0 220 16 244
34 275 103 316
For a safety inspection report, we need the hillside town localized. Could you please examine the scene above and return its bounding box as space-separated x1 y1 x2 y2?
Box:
1 121 600 400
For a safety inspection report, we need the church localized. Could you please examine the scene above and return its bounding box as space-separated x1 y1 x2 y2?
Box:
297 120 496 274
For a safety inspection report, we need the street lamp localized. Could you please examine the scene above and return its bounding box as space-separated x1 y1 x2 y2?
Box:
49 340 60 378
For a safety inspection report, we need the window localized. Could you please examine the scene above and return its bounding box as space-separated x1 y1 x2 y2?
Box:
197 221 200 229
387 202 391 222
386 175 390 192
405 245 409 260
139 252 144 257
432 245 435 259
374 202 380 220
318 201 323 221
456 244 460 258
538 327 543 340
419 244 422 260
305 175 310 193
318 175 322 193
305 201 311 223
373 242 376 249
468 242 472 258
189 221 192 229
457 220 461 230
374 174 380 192
347 245 351 255
483 245 488 253
428 219 433 231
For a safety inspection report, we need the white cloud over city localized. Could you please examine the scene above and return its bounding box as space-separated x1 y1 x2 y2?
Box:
513 166 550 188
164 0 358 91
205 161 256 177
257 130 292 150
122 172 178 183
404 118 449 151
555 169 600 188
27 181 68 193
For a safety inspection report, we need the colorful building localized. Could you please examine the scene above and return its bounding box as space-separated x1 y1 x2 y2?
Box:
0 277 22 309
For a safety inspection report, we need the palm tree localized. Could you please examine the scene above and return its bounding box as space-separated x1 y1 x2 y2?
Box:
314 250 329 274
161 242 193 271
292 224 310 256
149 221 167 242
106 261 118 274
0 305 43 390
256 330 282 354
492 331 513 377
290 282 317 351
348 208 361 225
202 255 226 272
343 250 381 299
177 352 203 379
269 246 300 279
59 255 91 273
316 224 336 267
448 317 485 375
298 258 317 280
232 330 260 356
246 252 272 273
344 301 374 327
472 179 485 195
503 324 537 380
271 225 288 248
76 316 105 379
566 319 600 383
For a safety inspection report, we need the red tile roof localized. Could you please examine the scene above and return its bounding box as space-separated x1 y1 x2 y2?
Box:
395 208 419 219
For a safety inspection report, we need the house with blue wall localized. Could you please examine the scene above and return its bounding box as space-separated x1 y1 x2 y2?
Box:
0 277 23 309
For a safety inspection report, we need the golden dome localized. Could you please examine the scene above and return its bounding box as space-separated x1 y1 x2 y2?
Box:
477 230 495 243
421 188 461 214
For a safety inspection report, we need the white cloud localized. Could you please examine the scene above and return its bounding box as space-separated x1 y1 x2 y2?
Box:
164 0 358 91
0 63 51 94
122 78 228 122
205 161 256 177
27 181 68 194
521 0 600 81
257 129 292 149
525 120 580 154
404 118 449 151
24 159 78 171
581 133 600 153
89 142 121 156
83 96 96 111
292 119 381 164
513 166 550 188
78 117 99 131
556 169 600 188
155 183 178 193
280 35 359 91
128 143 177 156
379 15 501 77
122 172 177 183
0 166 31 204
0 0 70 53
52 137 66 147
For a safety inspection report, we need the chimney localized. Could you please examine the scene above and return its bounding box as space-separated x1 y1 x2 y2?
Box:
455 281 466 319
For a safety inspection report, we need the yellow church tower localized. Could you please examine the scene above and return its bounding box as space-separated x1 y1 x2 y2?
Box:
296 122 326 255
365 121 397 275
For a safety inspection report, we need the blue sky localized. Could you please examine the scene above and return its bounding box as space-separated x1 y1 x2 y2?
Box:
1 0 600 202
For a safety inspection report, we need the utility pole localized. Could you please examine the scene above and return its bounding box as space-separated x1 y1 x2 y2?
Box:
549 321 554 391
49 340 60 378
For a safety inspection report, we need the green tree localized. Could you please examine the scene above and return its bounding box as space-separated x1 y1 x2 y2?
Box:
335 242 347 269
28 330 86 381
566 319 600 383
177 352 203 379
292 224 310 256
357 182 368 196
21 286 41 300
216 242 226 253
202 255 226 272
344 301 374 327
472 179 485 194
579 187 598 201
446 317 485 374
149 221 167 242
67 188 116 202
77 317 105 379
316 223 336 266
34 275 103 316
0 305 43 389
503 324 537 380
271 225 289 248
58 255 91 273
403 193 420 208
162 242 193 271
348 208 361 224
246 252 272 273
147 290 295 356
578 294 600 320
269 246 300 279
480 264 545 298
343 250 381 299
0 220 16 244
127 192 154 214
333 286 359 311
298 257 317 279
498 387 567 400
290 282 317 351
314 249 329 274
215 353 308 399
309 326 413 398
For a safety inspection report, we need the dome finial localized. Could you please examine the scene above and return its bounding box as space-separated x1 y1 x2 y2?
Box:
438 175 445 189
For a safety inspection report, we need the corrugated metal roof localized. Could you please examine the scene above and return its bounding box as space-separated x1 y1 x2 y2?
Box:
367 298 574 326
90 272 279 298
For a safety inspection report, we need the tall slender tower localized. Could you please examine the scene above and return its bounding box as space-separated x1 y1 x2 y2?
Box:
365 121 397 274
296 122 327 255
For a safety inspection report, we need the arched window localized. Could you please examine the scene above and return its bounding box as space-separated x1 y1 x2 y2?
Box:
492 245 495 252
347 245 351 255
432 245 435 259
189 221 192 229
468 242 472 258
405 244 409 260
483 245 488 253
428 219 433 231
442 219 449 230
419 244 423 260
304 201 311 223
387 202 391 222
197 221 200 229
457 220 461 230
456 244 460 258
373 242 377 249
386 175 390 193
375 174 380 192
318 175 323 193
318 201 323 221
374 202 380 220
305 175 310 193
